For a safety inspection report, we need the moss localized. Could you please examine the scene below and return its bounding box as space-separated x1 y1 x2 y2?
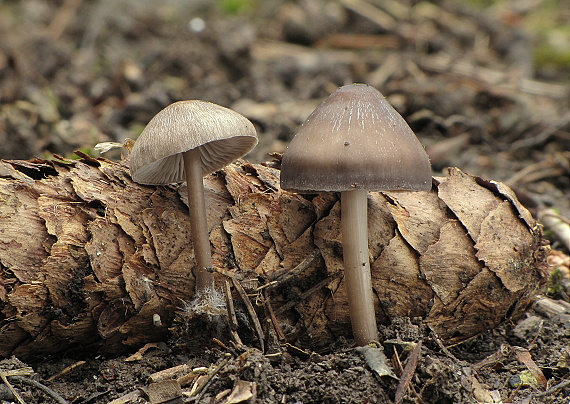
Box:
218 0 257 15
547 266 565 296
534 38 570 72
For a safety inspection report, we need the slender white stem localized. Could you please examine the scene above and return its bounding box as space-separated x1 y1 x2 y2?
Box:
341 189 379 346
183 148 214 294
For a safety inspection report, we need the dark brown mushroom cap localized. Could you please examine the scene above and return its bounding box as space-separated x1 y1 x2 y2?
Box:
280 84 432 192
130 100 258 185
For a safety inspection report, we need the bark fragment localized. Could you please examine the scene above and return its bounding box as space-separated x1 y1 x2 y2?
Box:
0 157 548 359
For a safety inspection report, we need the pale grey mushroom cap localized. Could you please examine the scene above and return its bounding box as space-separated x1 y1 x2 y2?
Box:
280 84 432 193
130 100 258 185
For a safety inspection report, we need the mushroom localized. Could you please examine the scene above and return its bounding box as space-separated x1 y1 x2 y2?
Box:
280 84 431 346
129 100 258 296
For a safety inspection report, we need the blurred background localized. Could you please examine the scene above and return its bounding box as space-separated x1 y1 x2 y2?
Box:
0 0 569 219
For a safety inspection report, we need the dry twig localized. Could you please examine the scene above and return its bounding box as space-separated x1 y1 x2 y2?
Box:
46 0 84 40
263 288 286 341
268 249 321 284
185 354 231 402
538 209 570 252
273 273 342 317
0 371 26 404
533 378 570 398
232 278 265 353
394 341 424 404
46 361 86 382
8 376 69 404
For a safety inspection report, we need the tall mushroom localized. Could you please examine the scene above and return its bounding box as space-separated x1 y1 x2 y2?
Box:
280 84 431 346
129 100 258 296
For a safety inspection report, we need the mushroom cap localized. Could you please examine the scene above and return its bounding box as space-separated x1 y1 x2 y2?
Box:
129 100 258 185
280 84 432 192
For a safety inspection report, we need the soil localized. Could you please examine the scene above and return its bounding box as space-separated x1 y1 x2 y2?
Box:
1 0 570 403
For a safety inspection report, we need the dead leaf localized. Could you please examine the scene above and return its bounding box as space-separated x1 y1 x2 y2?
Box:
471 376 501 403
515 348 547 389
222 380 255 404
355 344 397 379
146 379 182 404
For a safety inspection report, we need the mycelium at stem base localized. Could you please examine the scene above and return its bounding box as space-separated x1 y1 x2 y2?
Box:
183 148 215 295
341 189 379 346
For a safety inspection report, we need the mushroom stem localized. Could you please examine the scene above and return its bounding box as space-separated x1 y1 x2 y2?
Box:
341 189 379 346
183 148 215 294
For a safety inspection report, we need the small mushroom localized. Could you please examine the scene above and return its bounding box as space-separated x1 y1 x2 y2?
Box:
280 84 431 346
130 100 258 296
